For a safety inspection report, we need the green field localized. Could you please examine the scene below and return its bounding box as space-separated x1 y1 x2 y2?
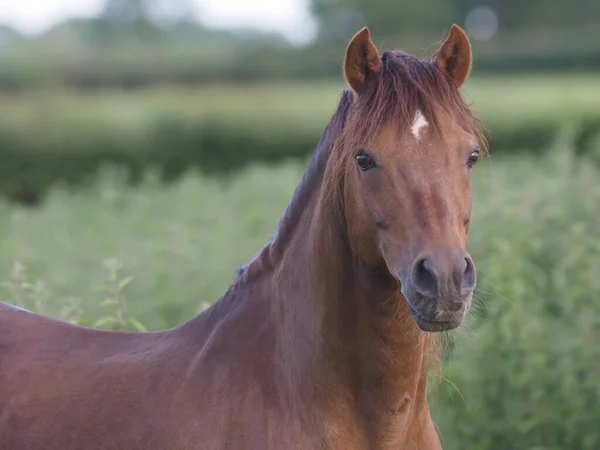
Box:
3 74 600 153
3 73 600 124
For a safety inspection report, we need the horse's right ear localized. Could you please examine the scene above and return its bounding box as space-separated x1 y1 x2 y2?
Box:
344 27 382 95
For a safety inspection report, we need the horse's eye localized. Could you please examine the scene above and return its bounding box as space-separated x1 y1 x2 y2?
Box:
356 152 376 171
467 150 480 168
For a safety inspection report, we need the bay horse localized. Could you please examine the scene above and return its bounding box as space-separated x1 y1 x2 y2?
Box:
0 25 485 449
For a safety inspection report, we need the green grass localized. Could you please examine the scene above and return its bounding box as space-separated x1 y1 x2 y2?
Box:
3 73 600 136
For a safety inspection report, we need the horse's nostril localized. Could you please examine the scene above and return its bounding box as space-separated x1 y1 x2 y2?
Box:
463 257 471 274
461 255 477 293
466 257 475 275
411 258 437 297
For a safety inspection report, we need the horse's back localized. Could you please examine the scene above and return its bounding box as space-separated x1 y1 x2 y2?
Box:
0 300 135 363
0 301 55 365
0 301 33 314
0 303 192 449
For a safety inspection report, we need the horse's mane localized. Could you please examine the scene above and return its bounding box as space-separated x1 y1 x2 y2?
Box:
318 49 488 231
273 89 353 247
345 50 487 148
233 90 353 282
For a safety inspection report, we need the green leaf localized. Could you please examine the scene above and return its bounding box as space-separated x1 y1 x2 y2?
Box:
101 297 117 306
94 316 117 328
127 318 147 332
118 276 134 291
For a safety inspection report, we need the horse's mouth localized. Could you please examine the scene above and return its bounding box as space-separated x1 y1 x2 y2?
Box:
407 302 466 333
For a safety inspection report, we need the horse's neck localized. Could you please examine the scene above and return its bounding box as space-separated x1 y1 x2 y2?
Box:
335 284 434 448
272 197 434 447
199 88 435 445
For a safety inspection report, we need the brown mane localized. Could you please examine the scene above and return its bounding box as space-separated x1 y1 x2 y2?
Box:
340 49 487 166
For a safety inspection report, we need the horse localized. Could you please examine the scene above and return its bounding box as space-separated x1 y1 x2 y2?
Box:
0 25 486 449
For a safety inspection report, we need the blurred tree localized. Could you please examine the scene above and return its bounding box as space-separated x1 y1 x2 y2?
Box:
463 0 600 29
100 0 197 26
101 0 149 22
311 0 600 40
310 0 458 40
87 0 198 46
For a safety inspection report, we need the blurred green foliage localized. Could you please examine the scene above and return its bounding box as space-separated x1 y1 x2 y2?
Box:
1 138 599 448
311 0 600 37
1 34 599 91
2 74 600 203
1 4 599 92
0 162 302 326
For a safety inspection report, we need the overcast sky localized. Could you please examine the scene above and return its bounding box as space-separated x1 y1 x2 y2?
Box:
0 0 316 44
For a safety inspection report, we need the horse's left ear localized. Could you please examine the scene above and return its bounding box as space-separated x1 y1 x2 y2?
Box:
436 24 472 88
344 27 382 95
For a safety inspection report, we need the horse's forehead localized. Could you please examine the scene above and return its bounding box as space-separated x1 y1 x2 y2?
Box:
375 109 471 155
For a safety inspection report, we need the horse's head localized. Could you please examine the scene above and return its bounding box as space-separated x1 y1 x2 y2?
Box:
337 25 485 332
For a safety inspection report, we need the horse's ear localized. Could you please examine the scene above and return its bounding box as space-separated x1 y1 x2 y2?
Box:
436 24 472 88
344 27 382 95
